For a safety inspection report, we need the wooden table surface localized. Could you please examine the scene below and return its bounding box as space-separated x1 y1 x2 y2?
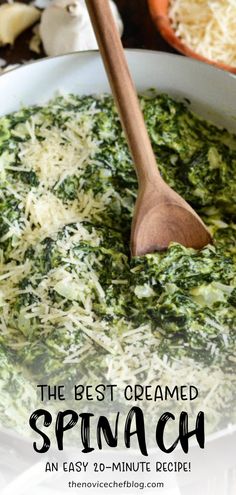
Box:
0 0 178 66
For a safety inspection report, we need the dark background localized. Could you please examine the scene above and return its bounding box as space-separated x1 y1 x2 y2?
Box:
0 0 178 66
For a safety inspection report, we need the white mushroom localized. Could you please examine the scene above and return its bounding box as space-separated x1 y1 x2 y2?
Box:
39 0 123 57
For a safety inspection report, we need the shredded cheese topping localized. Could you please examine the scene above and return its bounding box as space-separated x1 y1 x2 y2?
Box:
169 0 236 67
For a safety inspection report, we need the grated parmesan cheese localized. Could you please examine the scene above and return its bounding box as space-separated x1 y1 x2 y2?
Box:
169 0 236 67
17 116 98 188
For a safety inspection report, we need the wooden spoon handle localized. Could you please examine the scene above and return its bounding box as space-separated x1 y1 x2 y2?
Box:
85 0 160 185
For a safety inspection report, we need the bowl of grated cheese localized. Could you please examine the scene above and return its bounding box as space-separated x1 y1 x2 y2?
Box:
148 0 236 73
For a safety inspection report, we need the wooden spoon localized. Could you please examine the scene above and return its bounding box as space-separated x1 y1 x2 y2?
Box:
85 0 212 256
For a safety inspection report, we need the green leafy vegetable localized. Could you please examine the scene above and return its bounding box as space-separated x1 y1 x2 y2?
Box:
0 92 235 434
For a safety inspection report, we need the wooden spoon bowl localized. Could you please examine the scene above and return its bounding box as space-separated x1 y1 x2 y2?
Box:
132 178 212 255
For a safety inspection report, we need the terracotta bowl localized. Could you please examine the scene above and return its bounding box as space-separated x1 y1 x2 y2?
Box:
148 0 236 74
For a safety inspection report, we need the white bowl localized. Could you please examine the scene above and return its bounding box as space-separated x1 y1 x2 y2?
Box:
1 50 236 133
0 51 236 495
